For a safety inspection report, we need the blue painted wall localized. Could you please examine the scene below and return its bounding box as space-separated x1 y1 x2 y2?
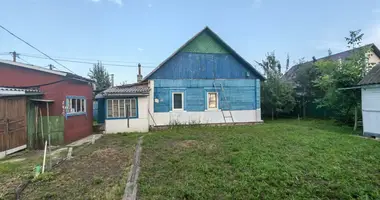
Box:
97 98 105 124
149 53 258 79
154 79 259 112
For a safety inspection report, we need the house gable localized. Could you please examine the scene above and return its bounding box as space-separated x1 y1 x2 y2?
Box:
144 27 264 80
180 31 229 54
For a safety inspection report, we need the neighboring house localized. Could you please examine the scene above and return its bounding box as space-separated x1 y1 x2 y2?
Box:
358 63 380 137
283 44 380 118
0 60 94 145
96 27 265 133
284 44 380 81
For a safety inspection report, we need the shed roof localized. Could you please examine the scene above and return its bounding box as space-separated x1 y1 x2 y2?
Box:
0 59 93 83
0 87 40 93
96 82 150 98
0 87 42 97
142 26 265 81
358 63 380 86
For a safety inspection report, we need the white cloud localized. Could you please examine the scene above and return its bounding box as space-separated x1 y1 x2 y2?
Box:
90 0 123 6
137 48 144 52
148 3 153 8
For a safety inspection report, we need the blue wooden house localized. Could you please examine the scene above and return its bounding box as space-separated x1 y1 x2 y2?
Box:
96 27 264 133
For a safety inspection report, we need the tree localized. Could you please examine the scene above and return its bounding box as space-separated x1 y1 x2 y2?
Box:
345 29 364 49
257 52 295 119
314 30 371 129
88 61 111 91
294 59 321 118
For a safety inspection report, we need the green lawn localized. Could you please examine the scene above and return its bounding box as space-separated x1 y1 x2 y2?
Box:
139 120 380 200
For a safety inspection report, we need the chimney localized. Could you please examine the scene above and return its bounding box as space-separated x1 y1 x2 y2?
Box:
110 74 114 87
137 63 143 82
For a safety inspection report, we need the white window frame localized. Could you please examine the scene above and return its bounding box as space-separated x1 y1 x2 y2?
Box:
107 98 137 118
172 92 184 111
66 97 86 114
206 92 218 110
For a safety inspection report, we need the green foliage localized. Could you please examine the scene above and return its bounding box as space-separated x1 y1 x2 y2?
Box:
314 30 371 123
88 61 111 91
257 52 296 117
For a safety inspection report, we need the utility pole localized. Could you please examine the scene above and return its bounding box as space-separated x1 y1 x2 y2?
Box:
48 64 55 70
11 51 18 62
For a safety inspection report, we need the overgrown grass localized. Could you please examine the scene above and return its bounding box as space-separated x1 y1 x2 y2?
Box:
0 151 42 199
139 119 380 199
21 134 140 200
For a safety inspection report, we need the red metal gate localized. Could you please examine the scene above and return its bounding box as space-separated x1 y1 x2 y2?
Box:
0 97 27 156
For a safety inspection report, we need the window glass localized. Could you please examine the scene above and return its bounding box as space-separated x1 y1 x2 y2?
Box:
71 99 77 112
107 99 113 118
112 99 119 117
81 99 85 112
173 93 183 109
106 98 137 118
76 99 81 112
130 99 137 117
66 97 86 114
119 99 125 117
208 92 217 109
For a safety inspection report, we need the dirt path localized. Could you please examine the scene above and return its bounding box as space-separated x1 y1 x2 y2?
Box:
122 136 143 200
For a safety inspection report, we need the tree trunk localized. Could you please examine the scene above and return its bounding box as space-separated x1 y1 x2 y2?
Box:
302 88 306 118
354 105 358 131
271 108 274 120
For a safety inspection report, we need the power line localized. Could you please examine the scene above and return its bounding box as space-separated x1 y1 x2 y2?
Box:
17 56 31 65
19 52 158 65
19 54 157 68
0 24 74 73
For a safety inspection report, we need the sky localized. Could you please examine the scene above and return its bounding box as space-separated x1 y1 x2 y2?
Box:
1 0 380 84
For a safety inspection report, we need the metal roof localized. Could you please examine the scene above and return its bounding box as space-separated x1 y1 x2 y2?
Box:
0 87 40 93
142 26 265 81
283 44 380 81
358 63 380 86
97 82 150 98
0 59 93 83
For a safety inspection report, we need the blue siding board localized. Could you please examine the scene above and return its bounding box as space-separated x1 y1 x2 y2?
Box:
154 79 259 112
150 53 258 80
97 99 106 124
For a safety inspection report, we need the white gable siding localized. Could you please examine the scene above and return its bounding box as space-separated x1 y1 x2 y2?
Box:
362 86 380 136
368 50 380 66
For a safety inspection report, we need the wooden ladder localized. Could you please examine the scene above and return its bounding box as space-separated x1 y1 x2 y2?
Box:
213 82 235 123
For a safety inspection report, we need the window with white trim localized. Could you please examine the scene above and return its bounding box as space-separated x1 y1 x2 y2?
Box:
207 92 218 110
107 99 137 118
172 92 184 110
66 97 86 114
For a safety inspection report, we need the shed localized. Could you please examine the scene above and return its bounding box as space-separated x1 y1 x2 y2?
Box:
358 63 380 137
0 60 94 145
0 87 42 158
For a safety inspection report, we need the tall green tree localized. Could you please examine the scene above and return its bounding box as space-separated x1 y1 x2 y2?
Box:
257 52 295 119
88 61 111 91
294 59 321 118
314 29 371 129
